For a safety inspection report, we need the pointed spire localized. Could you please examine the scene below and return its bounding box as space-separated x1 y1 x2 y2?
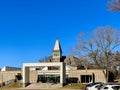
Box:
53 39 62 52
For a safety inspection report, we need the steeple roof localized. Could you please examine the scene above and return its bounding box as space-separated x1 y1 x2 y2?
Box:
53 39 62 52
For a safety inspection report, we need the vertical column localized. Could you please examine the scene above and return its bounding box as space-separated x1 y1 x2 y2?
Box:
92 74 94 83
60 63 63 85
63 63 66 84
60 62 66 86
79 76 81 83
23 65 29 87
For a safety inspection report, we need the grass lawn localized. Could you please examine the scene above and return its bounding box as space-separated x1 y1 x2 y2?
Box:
0 82 22 90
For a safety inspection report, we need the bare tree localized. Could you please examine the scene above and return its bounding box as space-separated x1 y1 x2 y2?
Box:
73 26 120 82
108 0 120 11
39 56 51 62
115 51 120 61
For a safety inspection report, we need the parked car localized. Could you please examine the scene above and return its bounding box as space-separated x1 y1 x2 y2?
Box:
99 84 120 90
85 82 103 90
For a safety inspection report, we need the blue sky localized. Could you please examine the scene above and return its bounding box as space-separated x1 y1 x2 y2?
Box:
0 0 120 68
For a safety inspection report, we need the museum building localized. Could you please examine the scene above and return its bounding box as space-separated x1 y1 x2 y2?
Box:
23 39 107 86
0 39 107 87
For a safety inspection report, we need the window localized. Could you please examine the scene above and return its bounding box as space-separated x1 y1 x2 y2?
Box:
81 75 92 83
54 53 59 57
95 85 100 88
112 86 120 90
104 87 108 89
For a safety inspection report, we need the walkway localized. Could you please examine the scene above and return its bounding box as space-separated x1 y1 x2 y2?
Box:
14 83 82 90
26 83 61 89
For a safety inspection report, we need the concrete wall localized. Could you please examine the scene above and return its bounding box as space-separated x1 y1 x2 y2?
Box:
30 70 37 83
29 69 106 83
68 69 106 83
0 69 106 84
0 71 21 83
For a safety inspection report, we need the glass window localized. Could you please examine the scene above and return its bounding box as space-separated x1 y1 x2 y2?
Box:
54 53 59 56
112 86 120 90
81 75 92 83
104 87 108 89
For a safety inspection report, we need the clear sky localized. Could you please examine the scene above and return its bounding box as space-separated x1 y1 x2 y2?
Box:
0 0 120 68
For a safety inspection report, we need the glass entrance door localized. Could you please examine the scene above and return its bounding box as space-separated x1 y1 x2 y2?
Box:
81 75 92 83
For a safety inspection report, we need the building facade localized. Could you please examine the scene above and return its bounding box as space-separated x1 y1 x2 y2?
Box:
27 39 107 84
0 39 107 86
1 66 21 71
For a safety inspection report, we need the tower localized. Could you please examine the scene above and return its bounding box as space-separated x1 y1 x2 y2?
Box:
52 39 62 62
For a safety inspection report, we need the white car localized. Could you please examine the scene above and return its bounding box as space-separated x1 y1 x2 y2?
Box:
99 84 120 90
85 82 103 90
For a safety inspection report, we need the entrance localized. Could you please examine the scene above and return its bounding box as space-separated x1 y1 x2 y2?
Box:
23 62 66 87
37 74 60 83
81 75 92 83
